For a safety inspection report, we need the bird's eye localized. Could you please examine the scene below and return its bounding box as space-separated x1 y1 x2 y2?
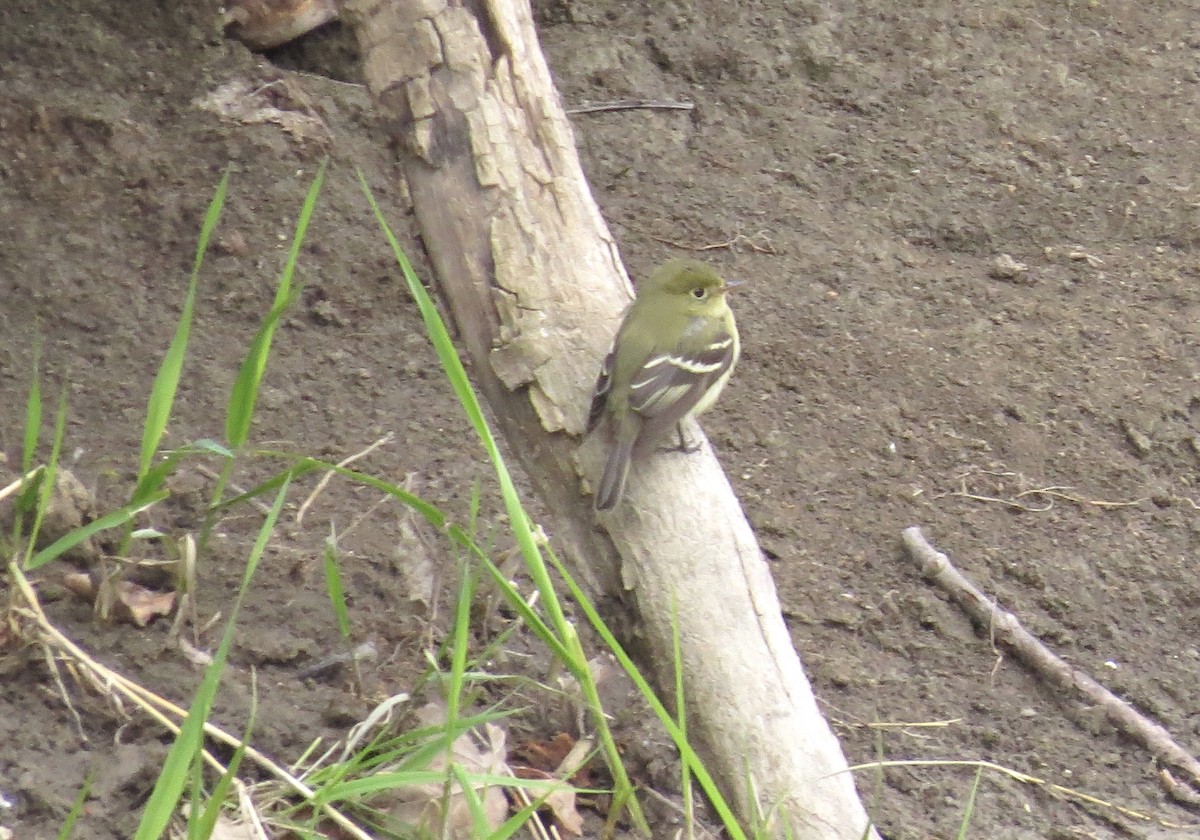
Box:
690 287 707 299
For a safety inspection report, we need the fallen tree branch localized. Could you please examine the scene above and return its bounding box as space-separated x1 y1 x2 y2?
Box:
336 0 880 835
900 526 1200 800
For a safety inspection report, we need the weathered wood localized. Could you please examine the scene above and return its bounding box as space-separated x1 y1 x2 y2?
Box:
339 1 878 836
346 0 629 605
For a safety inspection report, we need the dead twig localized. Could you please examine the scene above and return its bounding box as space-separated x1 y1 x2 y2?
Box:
935 468 1144 512
1160 768 1200 808
565 98 694 115
901 527 1200 804
296 433 393 524
941 488 1056 513
651 231 778 255
818 696 962 741
1008 485 1144 510
41 643 88 743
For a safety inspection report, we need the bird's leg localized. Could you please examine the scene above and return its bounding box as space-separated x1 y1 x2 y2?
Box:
662 422 702 454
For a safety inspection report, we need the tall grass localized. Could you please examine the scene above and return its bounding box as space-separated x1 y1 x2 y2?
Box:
5 167 1009 840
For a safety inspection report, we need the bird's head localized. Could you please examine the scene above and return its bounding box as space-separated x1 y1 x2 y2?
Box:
641 259 739 316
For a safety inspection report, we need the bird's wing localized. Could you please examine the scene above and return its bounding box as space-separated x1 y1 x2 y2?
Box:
585 346 615 433
627 330 737 449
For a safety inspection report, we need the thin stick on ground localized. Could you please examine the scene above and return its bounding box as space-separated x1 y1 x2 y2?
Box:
900 527 1200 801
295 432 393 524
650 231 779 255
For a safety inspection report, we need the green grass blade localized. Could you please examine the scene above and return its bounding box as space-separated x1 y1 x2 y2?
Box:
258 456 573 663
487 791 548 840
472 551 569 660
133 439 225 506
209 459 320 515
450 762 495 838
355 173 570 637
445 558 475 724
186 754 204 840
224 287 297 450
356 179 659 831
562 620 648 833
672 597 695 840
323 531 352 639
225 161 325 449
21 341 42 474
183 439 236 459
356 173 490 454
54 769 93 840
22 388 69 569
139 170 228 479
27 491 168 570
12 349 43 542
194 672 258 840
133 474 291 840
11 469 44 548
955 765 984 840
548 548 747 840
322 770 566 801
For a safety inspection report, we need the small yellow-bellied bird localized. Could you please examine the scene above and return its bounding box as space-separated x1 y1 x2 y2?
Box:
587 259 741 511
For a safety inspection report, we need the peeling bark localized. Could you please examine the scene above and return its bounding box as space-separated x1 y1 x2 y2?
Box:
339 1 878 836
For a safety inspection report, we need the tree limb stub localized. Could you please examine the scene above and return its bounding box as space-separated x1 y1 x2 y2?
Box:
340 1 878 835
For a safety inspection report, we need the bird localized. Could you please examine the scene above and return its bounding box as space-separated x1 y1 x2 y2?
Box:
587 259 741 511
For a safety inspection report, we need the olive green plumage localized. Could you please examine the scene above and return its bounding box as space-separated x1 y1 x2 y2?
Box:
587 259 741 511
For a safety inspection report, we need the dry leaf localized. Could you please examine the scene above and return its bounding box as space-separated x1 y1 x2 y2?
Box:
514 732 597 787
394 514 437 608
206 814 259 840
64 573 177 627
514 732 575 771
385 703 509 838
511 766 586 836
543 785 584 836
114 582 177 627
194 80 331 145
512 734 592 836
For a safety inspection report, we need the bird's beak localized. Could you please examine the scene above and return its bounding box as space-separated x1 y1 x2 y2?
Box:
722 279 745 294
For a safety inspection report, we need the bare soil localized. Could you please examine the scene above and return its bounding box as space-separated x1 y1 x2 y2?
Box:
2 1 1199 838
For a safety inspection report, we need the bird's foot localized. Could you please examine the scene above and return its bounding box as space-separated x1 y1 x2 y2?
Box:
660 423 703 454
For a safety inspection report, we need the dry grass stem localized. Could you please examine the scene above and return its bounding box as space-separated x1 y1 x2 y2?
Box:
6 560 374 840
0 466 44 503
296 433 393 524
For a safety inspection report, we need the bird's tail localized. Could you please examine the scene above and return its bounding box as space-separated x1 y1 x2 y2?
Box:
595 434 635 511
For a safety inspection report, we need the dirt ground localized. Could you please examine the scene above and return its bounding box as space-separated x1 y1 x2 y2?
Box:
2 0 1200 838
